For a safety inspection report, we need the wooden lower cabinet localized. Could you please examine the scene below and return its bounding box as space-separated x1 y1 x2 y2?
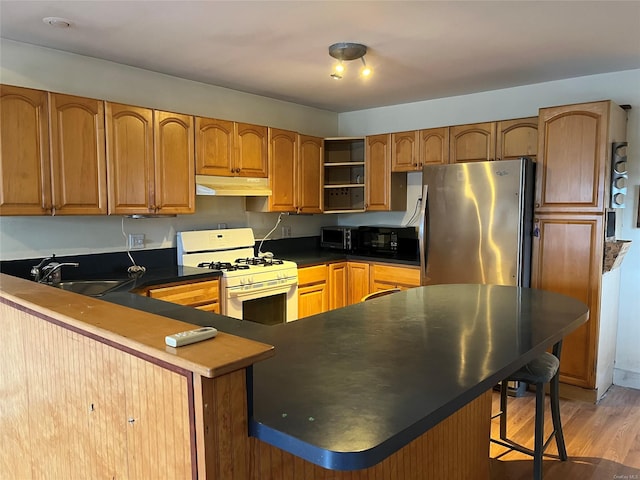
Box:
297 265 329 319
347 262 371 305
370 263 421 292
304 261 421 310
142 278 220 313
328 262 347 310
531 213 603 389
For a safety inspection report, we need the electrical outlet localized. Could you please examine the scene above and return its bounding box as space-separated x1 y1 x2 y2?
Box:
128 233 145 250
281 226 291 238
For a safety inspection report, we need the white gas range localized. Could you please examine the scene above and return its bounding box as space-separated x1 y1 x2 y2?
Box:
177 228 298 324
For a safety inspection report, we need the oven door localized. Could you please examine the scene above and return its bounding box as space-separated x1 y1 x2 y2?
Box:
223 278 298 325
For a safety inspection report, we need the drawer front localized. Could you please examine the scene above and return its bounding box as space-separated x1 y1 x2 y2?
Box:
371 264 420 288
297 265 327 286
195 302 220 314
148 280 219 306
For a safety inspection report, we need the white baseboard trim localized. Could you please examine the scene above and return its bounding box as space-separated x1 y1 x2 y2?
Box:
613 368 640 390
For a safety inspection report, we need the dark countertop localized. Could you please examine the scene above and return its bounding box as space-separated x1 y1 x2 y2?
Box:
285 251 420 268
99 281 587 471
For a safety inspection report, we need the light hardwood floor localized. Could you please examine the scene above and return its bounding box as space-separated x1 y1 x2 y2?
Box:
490 385 640 479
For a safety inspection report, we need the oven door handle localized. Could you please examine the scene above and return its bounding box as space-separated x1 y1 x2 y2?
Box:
227 279 298 299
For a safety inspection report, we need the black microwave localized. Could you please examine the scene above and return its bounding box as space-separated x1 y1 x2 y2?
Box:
356 226 419 260
320 226 358 252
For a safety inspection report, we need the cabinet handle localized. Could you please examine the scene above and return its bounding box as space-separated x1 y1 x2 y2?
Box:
535 203 540 208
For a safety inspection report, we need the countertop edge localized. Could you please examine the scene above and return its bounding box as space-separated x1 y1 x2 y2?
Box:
0 273 275 378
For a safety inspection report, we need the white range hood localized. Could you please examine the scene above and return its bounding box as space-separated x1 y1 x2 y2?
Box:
196 175 272 196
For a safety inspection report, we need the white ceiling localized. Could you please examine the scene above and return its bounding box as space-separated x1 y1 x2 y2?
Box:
1 1 639 113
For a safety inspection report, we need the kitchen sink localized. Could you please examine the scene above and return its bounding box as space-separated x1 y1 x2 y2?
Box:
54 279 132 297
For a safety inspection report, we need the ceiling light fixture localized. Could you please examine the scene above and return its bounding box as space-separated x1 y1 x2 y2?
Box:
328 42 371 80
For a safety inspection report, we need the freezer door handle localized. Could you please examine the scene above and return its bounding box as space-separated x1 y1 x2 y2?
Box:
418 185 428 285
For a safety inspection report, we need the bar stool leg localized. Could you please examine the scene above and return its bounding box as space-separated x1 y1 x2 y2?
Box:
499 380 508 439
533 382 544 480
550 370 568 460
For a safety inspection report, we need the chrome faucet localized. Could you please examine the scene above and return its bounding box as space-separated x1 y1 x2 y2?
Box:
31 255 79 284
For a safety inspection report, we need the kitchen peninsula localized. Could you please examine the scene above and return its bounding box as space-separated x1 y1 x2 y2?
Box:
1 274 588 479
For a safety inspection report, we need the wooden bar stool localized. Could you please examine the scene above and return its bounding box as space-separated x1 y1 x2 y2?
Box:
491 341 567 480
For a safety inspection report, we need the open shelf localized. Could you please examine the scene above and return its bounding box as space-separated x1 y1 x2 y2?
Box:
324 138 366 212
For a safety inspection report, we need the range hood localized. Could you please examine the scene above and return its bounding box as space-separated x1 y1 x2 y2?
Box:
196 175 272 196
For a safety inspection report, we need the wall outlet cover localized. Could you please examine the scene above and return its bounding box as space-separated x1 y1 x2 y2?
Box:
128 233 145 249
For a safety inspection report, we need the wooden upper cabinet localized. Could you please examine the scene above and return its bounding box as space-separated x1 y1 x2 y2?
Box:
195 119 267 177
106 102 154 215
268 128 297 212
106 103 194 215
297 134 323 213
391 130 420 172
0 86 108 216
153 111 194 214
419 127 449 168
49 93 107 215
496 117 537 161
449 122 496 163
195 117 235 176
366 134 407 211
0 85 52 215
366 134 391 210
535 101 625 213
235 122 268 177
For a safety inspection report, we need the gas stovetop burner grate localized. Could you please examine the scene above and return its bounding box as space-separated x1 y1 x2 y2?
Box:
235 257 285 267
197 261 250 271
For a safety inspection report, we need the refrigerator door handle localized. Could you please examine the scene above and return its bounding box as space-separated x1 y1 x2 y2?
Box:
418 185 428 285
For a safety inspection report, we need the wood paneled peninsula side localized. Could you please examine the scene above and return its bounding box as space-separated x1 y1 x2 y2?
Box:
1 274 588 479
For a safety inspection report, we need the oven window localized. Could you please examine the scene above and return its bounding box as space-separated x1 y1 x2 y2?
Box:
243 292 286 325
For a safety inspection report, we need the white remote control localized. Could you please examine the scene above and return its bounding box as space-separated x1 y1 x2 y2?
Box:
165 326 218 347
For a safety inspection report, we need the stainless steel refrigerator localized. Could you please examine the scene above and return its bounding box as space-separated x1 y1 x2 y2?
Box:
419 158 535 287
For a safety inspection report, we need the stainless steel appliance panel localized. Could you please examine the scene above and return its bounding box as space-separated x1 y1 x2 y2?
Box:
421 159 533 287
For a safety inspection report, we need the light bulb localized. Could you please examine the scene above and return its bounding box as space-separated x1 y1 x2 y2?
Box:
360 57 372 77
335 62 345 73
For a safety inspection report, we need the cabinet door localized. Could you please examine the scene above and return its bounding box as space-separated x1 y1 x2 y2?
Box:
235 122 268 177
269 128 297 212
370 264 421 291
449 122 496 163
297 135 323 213
531 214 603 388
328 262 347 310
154 111 194 214
146 279 219 307
391 130 419 172
298 283 328 318
419 127 449 167
347 262 370 305
0 85 51 215
298 265 328 318
106 102 154 215
535 102 610 213
195 117 235 176
496 117 537 161
49 93 107 215
366 134 391 211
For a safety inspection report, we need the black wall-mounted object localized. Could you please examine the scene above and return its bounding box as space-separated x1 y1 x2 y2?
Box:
610 142 628 209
